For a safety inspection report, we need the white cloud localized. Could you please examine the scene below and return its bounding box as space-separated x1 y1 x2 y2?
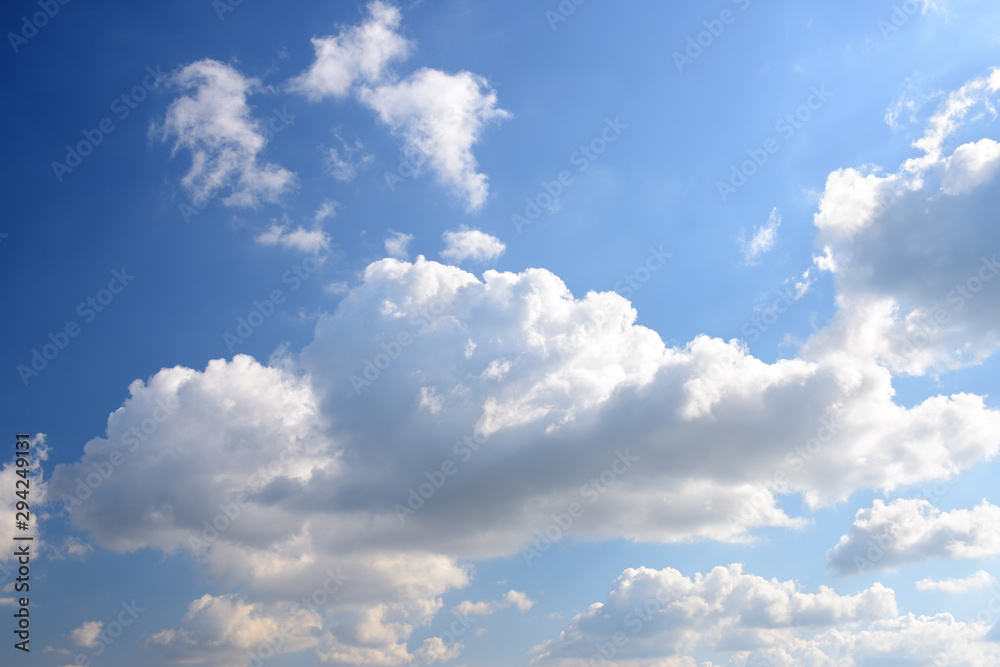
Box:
290 2 508 210
453 589 534 616
413 636 463 664
828 498 1000 574
50 537 93 562
384 230 414 259
52 70 1000 660
145 594 322 664
941 137 1000 194
805 67 1000 376
532 564 1000 666
440 226 506 263
530 563 899 665
0 434 47 575
315 199 341 223
325 281 350 295
69 620 103 648
360 69 509 210
50 252 1000 662
741 208 781 265
287 1 411 99
157 59 296 207
916 571 997 593
324 132 374 182
256 221 331 253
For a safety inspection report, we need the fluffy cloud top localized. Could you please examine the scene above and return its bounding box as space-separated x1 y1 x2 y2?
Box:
145 593 322 665
440 226 506 263
50 249 1000 662
58 66 1000 667
384 230 414 259
806 67 1000 376
828 498 1000 574
530 563 898 664
288 1 410 99
69 620 103 648
532 564 1000 666
157 59 296 207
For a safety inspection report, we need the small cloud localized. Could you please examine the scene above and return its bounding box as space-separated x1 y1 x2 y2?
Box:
481 358 511 381
916 571 997 594
323 131 374 182
256 220 331 253
414 636 463 664
502 589 535 612
794 269 814 299
70 621 104 648
324 281 350 295
452 590 534 616
314 199 341 223
51 537 93 562
385 230 414 259
741 208 781 265
441 226 505 263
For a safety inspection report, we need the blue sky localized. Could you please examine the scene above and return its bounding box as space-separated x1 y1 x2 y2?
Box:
3 0 1000 665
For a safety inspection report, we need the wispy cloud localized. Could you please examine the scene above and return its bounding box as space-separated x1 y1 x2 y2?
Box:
157 59 296 207
741 207 781 265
